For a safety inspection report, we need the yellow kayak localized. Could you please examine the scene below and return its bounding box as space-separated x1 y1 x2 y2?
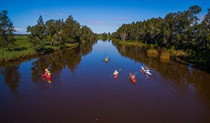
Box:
105 57 109 62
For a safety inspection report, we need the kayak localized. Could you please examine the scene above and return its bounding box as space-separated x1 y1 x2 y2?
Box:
129 73 136 83
105 57 109 62
113 74 118 79
141 66 152 76
42 74 51 80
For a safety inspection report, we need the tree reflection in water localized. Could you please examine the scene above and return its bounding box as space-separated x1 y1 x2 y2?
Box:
0 40 97 92
112 41 210 102
0 65 21 93
31 40 97 82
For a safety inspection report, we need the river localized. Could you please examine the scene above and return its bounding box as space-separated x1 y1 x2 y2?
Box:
0 40 210 123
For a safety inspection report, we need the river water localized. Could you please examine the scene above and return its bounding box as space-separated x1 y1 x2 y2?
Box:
0 40 210 123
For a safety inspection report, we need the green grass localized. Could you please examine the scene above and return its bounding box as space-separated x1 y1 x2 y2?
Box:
118 41 146 46
147 49 158 55
160 52 171 60
14 35 28 40
0 36 36 62
65 43 79 48
0 36 79 63
14 36 32 49
0 48 37 62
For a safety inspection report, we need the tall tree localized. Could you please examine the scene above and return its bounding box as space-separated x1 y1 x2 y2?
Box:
63 15 80 43
0 10 16 49
45 19 56 44
202 8 210 49
27 15 46 50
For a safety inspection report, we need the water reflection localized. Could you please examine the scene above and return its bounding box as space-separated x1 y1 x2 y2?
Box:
0 40 210 122
0 64 20 93
31 41 96 82
0 40 96 91
112 41 210 101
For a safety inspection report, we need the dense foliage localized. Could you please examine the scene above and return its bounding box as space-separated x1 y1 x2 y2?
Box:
0 10 16 49
27 15 97 50
97 32 111 40
112 5 210 69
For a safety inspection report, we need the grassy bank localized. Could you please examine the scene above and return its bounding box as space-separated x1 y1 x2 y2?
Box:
114 40 189 62
117 40 146 47
0 36 79 63
0 36 35 62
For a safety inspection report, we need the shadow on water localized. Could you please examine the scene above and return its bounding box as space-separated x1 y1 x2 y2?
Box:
0 40 97 92
32 40 97 82
0 64 21 93
112 41 210 102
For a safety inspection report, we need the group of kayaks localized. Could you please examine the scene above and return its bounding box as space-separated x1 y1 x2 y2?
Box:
113 66 152 83
42 56 152 84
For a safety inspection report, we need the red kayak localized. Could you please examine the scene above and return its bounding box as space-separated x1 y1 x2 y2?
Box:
42 74 51 80
113 74 118 79
129 73 136 83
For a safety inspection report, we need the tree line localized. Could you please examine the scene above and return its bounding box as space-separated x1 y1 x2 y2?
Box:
27 15 97 50
112 5 210 67
0 10 97 51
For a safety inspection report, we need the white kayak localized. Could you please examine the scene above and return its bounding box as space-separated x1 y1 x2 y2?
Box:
141 66 152 76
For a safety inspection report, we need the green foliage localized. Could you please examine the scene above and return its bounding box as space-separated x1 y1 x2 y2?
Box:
0 10 16 49
97 32 110 40
113 5 210 68
0 36 36 62
27 15 46 50
27 15 97 50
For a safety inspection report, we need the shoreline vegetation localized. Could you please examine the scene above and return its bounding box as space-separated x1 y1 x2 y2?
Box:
0 35 79 63
0 10 97 64
111 5 210 72
1 5 210 72
112 39 208 72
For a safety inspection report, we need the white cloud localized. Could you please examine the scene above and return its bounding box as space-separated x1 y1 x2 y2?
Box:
14 27 28 34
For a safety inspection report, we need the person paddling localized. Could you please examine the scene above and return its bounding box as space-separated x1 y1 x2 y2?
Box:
105 57 109 62
129 72 136 83
44 68 49 76
113 70 119 76
113 70 119 79
43 68 51 79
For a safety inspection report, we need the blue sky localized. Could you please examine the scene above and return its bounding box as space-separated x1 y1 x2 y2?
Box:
1 0 209 34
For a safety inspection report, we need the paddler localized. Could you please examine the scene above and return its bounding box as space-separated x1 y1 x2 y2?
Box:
44 68 49 76
105 57 109 62
44 68 51 77
113 70 119 75
130 73 136 80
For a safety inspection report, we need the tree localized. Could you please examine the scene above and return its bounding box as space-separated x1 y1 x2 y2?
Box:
202 8 210 49
0 10 16 49
45 19 56 44
117 24 129 41
27 15 46 50
63 15 80 43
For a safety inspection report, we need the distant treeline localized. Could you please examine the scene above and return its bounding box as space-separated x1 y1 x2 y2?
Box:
97 32 111 40
0 10 98 62
27 15 97 50
0 10 97 51
112 5 210 69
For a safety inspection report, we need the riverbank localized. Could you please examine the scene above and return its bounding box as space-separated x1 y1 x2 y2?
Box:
113 40 209 72
0 36 79 63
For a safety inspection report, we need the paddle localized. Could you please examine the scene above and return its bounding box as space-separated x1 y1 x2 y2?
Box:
128 72 137 79
112 68 122 76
